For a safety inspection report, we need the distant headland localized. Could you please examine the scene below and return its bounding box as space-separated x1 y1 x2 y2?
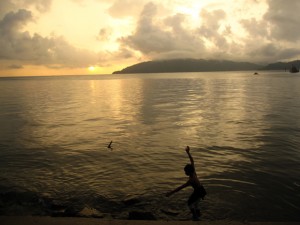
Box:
112 58 300 74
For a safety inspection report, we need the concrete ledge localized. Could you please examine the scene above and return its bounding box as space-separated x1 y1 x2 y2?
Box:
1 217 299 225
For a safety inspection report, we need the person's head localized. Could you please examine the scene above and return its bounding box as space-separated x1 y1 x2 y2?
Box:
184 164 194 176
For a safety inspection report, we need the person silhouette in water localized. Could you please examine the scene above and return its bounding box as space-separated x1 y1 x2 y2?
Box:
166 146 206 220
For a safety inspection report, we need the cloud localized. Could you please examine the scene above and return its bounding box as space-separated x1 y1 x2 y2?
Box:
7 64 23 69
264 0 300 42
119 2 247 61
0 9 32 35
108 0 146 18
45 36 99 68
238 0 300 62
23 0 53 13
0 9 35 60
248 43 300 62
120 2 206 60
2 0 300 75
198 9 228 48
97 27 113 41
0 9 98 68
241 0 300 44
0 1 14 19
240 18 269 38
118 0 300 64
121 3 174 54
0 0 52 18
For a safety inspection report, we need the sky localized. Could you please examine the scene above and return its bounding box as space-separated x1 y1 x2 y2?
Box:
0 0 300 76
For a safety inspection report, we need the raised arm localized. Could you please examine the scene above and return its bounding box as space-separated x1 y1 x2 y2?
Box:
185 146 194 167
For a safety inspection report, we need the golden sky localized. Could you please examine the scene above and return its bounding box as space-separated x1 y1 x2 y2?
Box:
0 0 300 76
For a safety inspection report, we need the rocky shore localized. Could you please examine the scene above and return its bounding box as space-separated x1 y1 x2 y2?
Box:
1 216 300 225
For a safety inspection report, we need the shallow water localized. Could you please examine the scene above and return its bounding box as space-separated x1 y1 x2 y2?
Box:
0 71 300 221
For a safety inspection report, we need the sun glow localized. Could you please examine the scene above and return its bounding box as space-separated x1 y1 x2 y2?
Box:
88 66 96 72
176 6 200 19
173 1 207 21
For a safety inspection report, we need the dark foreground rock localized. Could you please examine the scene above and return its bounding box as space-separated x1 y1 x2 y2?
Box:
128 211 156 220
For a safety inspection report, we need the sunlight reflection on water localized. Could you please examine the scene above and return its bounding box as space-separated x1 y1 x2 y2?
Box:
0 71 300 220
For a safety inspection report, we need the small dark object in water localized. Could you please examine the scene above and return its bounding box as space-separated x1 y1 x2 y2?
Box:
107 141 113 149
253 72 259 75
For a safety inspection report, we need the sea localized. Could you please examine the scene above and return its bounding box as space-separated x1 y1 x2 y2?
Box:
0 71 300 221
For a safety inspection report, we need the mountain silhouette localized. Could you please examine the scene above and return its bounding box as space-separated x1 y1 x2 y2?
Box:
260 60 300 72
113 58 300 74
113 59 260 74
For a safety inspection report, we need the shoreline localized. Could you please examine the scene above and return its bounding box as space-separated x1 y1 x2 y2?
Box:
1 217 300 225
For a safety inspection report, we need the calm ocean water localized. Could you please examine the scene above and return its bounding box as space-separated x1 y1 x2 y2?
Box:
0 71 300 221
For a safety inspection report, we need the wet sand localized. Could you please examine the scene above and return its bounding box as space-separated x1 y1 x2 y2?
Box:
1 217 299 225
